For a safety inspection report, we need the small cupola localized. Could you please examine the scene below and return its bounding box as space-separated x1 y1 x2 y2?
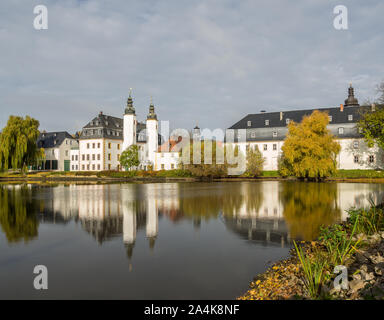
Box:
344 83 359 107
125 88 136 115
147 96 157 120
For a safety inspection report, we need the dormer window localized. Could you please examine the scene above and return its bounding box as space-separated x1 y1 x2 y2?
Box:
348 114 353 121
251 132 256 138
265 120 269 126
247 121 252 127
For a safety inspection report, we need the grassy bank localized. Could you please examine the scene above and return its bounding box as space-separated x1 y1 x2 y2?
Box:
239 204 384 300
1 169 384 182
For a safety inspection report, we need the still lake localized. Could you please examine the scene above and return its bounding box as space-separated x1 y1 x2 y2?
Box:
0 181 384 299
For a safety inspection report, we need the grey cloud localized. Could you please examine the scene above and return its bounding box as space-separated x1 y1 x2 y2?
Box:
0 0 382 133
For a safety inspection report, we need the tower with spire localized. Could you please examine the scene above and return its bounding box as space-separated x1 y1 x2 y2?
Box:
123 89 137 151
146 97 158 167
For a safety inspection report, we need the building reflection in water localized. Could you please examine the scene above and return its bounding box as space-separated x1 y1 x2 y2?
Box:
0 182 384 255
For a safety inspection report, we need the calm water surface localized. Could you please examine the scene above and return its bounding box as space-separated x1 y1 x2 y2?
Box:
0 181 383 299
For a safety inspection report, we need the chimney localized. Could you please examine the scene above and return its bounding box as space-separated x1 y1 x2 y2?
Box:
340 104 344 112
371 103 376 112
280 112 283 121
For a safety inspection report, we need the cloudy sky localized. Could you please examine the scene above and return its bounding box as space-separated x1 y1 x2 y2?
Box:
0 0 383 133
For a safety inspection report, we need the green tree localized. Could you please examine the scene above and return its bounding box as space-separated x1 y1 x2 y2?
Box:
244 145 264 177
179 139 228 177
120 145 140 170
358 105 384 150
279 110 341 180
0 115 44 172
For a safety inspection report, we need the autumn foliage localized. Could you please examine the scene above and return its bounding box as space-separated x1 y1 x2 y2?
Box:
279 110 341 179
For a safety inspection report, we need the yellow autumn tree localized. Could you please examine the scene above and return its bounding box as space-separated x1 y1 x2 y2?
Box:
279 110 341 180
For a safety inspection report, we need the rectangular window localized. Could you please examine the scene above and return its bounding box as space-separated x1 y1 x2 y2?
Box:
265 120 269 126
369 155 375 163
338 127 344 135
354 155 359 163
161 164 165 170
273 144 277 151
251 132 256 138
108 153 111 161
286 118 290 125
92 164 95 170
263 144 267 151
171 164 175 169
92 154 95 161
247 121 252 127
97 143 100 148
108 164 111 170
87 143 90 149
348 114 353 121
273 131 277 137
82 165 85 170
97 164 100 170
87 154 90 161
97 154 101 160
117 144 120 150
329 115 332 122
72 155 74 161
117 154 120 161
76 155 78 161
108 143 111 149
92 143 95 148
82 154 85 161
87 164 90 170
72 165 74 170
353 141 359 149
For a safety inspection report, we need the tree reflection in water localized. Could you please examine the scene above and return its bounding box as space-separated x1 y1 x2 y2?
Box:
0 185 40 243
280 182 341 240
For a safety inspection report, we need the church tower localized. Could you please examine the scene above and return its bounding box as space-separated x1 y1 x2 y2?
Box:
123 89 137 151
146 97 158 167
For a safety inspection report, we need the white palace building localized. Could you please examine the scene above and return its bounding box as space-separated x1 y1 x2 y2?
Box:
36 85 383 173
226 85 384 171
68 92 181 172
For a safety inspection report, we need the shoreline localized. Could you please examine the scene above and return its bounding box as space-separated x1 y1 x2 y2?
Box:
1 175 384 184
238 204 384 300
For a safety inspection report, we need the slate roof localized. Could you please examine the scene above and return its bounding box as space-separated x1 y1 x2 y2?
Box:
228 105 369 130
81 112 162 144
226 105 377 142
81 113 124 140
37 132 74 148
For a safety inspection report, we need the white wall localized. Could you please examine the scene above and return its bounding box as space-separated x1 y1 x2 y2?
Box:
79 138 123 171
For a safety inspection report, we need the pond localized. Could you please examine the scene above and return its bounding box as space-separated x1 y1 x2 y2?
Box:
0 181 383 299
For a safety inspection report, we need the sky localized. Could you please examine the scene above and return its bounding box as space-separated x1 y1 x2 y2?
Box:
0 0 383 133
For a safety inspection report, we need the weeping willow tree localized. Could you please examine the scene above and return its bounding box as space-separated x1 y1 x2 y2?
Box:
0 115 44 172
